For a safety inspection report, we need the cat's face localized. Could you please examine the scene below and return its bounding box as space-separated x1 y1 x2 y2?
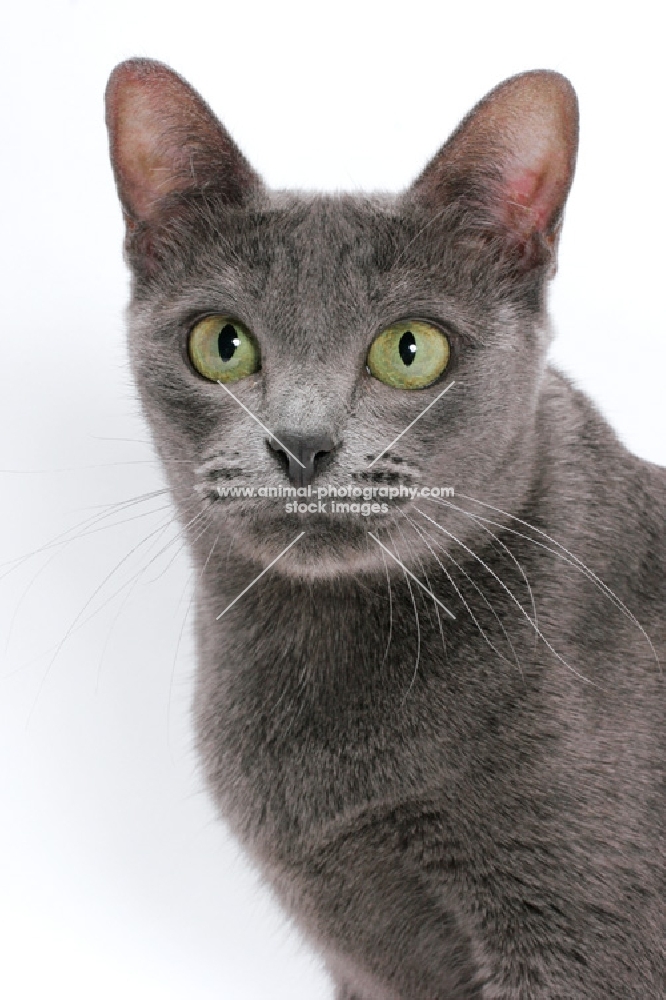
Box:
107 61 577 579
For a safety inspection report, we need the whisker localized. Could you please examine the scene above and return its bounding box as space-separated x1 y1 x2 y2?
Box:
138 501 211 585
395 519 437 633
79 502 202 646
414 506 596 687
3 522 173 684
400 509 519 672
3 545 64 657
456 492 659 669
425 495 539 650
2 496 173 665
92 496 209 689
166 568 195 762
0 460 191 473
378 544 393 669
0 489 171 577
439 543 523 672
94 517 179 692
4 497 201 685
90 435 153 445
396 513 447 655
386 527 421 702
75 489 171 513
24 503 208 724
167 518 220 740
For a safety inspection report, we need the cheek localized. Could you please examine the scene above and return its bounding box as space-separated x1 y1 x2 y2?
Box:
418 345 542 478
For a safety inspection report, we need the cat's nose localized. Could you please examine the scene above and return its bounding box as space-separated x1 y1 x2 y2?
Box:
268 432 335 488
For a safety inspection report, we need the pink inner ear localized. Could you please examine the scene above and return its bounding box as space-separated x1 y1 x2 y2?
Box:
503 159 566 238
108 64 213 222
493 78 578 240
409 71 578 255
113 83 179 220
106 59 260 224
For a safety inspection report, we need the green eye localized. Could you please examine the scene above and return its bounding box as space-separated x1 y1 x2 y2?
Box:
188 316 260 383
367 320 450 390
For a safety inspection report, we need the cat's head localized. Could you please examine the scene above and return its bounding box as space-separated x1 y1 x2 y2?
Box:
105 60 577 579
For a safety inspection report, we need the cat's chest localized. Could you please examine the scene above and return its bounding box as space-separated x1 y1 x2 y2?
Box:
193 588 543 854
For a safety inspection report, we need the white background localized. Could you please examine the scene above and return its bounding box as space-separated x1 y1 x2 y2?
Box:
1 2 664 998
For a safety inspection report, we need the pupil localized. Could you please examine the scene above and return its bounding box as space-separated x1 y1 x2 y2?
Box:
399 330 417 366
218 324 240 362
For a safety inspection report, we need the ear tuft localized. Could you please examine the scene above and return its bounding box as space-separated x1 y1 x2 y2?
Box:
105 58 261 224
410 70 578 261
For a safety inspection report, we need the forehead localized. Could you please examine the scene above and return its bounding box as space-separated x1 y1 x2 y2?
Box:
135 186 516 343
202 193 512 334
216 192 408 288
238 196 414 353
144 191 418 328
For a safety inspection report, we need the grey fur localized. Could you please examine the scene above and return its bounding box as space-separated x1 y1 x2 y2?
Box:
107 61 665 998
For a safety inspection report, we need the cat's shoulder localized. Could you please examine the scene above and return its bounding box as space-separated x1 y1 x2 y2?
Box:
539 364 665 613
541 364 665 485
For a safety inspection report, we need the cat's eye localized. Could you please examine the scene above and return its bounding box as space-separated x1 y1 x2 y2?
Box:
367 320 450 390
188 315 260 383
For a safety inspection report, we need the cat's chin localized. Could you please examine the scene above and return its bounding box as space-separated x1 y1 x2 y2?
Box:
230 512 396 580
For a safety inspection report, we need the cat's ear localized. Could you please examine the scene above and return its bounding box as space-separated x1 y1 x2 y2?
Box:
409 70 578 265
105 58 261 225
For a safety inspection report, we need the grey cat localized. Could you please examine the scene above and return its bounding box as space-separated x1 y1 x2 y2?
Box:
105 59 665 998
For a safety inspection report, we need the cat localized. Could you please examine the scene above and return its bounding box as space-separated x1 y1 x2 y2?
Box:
105 58 665 999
